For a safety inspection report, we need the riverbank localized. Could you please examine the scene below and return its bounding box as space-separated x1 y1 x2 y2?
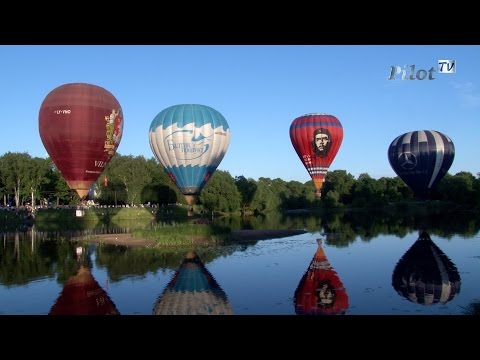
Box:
77 229 308 247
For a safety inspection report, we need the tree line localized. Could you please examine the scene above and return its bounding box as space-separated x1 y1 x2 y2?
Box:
1 151 479 212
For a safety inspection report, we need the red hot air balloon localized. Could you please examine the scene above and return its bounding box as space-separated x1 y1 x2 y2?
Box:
39 83 123 200
290 113 343 198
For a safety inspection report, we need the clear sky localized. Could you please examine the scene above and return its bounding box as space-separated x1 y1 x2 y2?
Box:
0 45 478 183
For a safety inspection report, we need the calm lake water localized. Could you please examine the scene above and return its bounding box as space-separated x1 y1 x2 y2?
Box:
1 209 479 315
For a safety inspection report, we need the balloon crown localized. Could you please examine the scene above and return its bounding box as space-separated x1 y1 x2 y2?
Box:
301 112 330 117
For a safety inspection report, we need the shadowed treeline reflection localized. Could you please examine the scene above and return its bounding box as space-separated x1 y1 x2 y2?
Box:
392 231 461 305
215 207 480 248
0 230 241 286
1 209 478 288
94 245 241 282
49 246 120 315
152 251 233 315
0 229 81 286
293 239 348 315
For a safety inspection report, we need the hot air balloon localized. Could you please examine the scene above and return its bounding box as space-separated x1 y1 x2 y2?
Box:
290 113 343 198
39 83 123 200
153 251 233 315
392 231 461 305
293 239 349 315
387 130 454 199
149 104 230 206
49 246 120 315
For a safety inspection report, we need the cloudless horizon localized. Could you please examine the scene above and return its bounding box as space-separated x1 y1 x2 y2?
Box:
1 45 479 183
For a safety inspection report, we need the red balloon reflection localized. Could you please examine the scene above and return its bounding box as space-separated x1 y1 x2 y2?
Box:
294 239 349 315
49 246 119 315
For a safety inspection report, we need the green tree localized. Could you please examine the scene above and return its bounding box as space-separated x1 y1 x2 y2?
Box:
250 177 281 212
473 175 480 209
102 155 152 206
235 176 257 213
0 152 31 207
281 180 310 209
322 170 355 205
269 178 288 210
141 158 184 205
199 170 241 212
324 190 341 208
54 173 75 206
24 157 51 208
0 163 6 206
383 176 412 202
437 171 476 206
351 173 387 207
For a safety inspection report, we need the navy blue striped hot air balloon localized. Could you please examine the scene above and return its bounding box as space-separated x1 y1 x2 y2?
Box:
149 104 230 205
387 130 455 199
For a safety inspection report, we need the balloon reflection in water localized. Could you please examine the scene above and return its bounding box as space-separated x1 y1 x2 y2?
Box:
392 231 461 305
294 239 349 315
49 246 119 315
153 251 233 315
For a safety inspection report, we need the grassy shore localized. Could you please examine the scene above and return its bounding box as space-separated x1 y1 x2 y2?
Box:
132 223 232 246
19 206 235 247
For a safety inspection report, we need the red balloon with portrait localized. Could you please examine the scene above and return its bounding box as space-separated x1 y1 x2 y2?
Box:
289 113 343 198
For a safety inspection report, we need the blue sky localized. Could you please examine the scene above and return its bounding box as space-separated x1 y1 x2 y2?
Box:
1 45 478 183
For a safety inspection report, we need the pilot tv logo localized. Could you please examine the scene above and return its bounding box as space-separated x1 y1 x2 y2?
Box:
388 60 456 80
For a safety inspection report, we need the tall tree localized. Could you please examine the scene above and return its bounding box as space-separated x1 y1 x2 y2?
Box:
142 158 185 205
199 170 241 212
24 157 51 209
437 171 476 205
104 155 152 206
250 177 281 212
0 152 31 207
235 175 257 213
322 170 355 205
282 180 310 209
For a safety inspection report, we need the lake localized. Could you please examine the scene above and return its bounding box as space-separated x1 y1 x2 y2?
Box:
1 209 479 315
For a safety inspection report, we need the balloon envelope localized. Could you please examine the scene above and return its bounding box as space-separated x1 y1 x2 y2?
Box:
294 240 349 315
392 231 461 305
149 104 230 205
153 251 233 315
290 113 343 198
49 266 120 315
39 83 123 199
387 130 454 199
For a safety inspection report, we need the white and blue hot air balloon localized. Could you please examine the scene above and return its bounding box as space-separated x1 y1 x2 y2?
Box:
149 104 231 205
